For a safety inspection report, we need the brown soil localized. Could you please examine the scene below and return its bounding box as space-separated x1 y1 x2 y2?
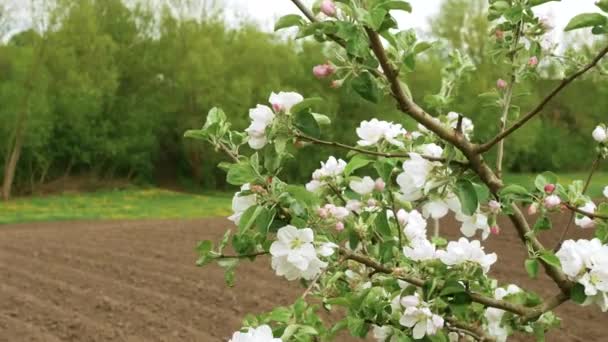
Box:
0 215 606 341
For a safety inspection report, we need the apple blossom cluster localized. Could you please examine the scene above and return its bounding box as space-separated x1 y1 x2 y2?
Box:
305 156 347 193
229 325 281 342
483 285 522 342
557 239 608 312
270 225 336 281
186 0 608 338
245 92 304 149
593 124 607 144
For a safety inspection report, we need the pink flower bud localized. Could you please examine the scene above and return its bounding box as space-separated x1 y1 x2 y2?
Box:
495 29 504 40
488 200 501 214
496 79 507 90
335 221 345 231
317 207 329 219
490 225 501 235
528 56 539 67
544 183 556 194
272 103 282 112
544 195 561 209
320 0 337 17
312 63 335 79
374 178 386 192
527 203 539 215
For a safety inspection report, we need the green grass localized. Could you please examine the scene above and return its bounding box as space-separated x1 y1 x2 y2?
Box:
504 172 608 198
0 188 232 225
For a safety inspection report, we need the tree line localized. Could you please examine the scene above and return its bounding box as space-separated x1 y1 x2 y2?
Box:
0 0 606 199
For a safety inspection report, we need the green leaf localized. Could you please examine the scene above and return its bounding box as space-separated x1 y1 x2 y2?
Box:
533 215 552 232
539 250 562 269
256 207 276 236
345 155 373 176
203 107 226 130
375 211 392 237
311 113 331 125
598 0 608 13
529 0 560 7
347 317 368 337
286 185 319 207
294 111 321 139
274 14 305 31
440 279 466 296
565 13 608 31
570 283 587 304
238 205 263 232
525 258 540 279
402 52 416 72
378 0 412 12
455 179 479 216
291 97 323 115
368 8 387 31
226 161 258 185
351 72 380 103
269 307 292 322
374 158 395 181
413 41 433 54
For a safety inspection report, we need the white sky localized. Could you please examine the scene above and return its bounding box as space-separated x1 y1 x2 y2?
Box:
4 0 604 43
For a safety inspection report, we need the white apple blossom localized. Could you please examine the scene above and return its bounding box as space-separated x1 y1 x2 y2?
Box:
270 226 316 271
346 199 362 214
592 125 608 143
556 239 604 278
544 194 561 209
403 238 437 261
306 156 347 193
399 209 428 241
422 199 450 219
436 238 497 273
401 153 434 187
447 112 474 138
229 325 281 342
270 226 331 281
245 105 275 149
604 186 608 198
456 212 490 240
349 176 376 195
399 295 444 339
419 143 443 158
583 291 608 312
325 204 350 220
228 184 256 224
356 119 406 147
484 285 522 342
574 201 596 229
371 325 393 342
269 91 303 113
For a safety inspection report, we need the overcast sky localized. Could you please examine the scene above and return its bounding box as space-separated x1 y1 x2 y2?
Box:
4 0 604 44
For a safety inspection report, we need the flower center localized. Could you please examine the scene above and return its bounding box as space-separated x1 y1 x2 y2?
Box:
290 238 303 249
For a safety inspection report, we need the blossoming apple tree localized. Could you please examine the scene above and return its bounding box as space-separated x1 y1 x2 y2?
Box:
185 0 608 341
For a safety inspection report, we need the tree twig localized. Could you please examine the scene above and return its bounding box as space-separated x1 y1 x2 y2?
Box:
295 133 468 166
555 153 603 250
496 21 522 179
478 45 608 153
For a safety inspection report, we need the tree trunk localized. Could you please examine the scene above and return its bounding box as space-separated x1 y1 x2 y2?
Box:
2 38 47 201
2 115 28 200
